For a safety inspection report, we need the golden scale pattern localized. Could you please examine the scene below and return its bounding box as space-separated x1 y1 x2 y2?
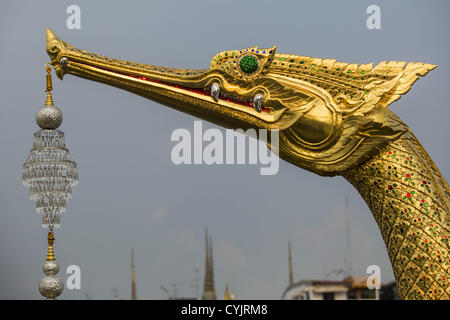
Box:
268 53 387 99
344 134 450 299
210 47 410 102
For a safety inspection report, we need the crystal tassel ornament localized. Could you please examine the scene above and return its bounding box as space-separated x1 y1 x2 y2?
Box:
22 63 78 229
22 63 78 299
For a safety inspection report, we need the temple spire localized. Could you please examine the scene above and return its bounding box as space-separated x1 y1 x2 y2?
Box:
288 241 294 286
223 283 232 300
209 235 214 285
131 249 137 300
202 228 216 300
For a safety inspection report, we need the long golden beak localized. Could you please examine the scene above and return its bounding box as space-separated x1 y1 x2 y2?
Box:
45 28 289 130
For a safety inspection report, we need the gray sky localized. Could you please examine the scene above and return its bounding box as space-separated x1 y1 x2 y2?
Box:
1 0 449 299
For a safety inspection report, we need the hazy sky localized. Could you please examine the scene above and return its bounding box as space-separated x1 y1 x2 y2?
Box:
1 0 449 299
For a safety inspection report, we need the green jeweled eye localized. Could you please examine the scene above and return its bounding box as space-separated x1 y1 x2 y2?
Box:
239 55 259 74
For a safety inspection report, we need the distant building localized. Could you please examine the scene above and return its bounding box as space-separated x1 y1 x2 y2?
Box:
281 241 386 300
160 228 238 300
380 281 400 300
202 228 217 300
344 275 378 299
283 242 349 299
282 280 349 300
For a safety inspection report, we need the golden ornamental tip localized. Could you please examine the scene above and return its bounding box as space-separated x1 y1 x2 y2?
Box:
44 63 55 106
44 91 54 106
46 232 55 261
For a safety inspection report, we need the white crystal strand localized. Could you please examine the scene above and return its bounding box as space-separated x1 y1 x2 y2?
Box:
53 214 61 229
41 212 49 228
